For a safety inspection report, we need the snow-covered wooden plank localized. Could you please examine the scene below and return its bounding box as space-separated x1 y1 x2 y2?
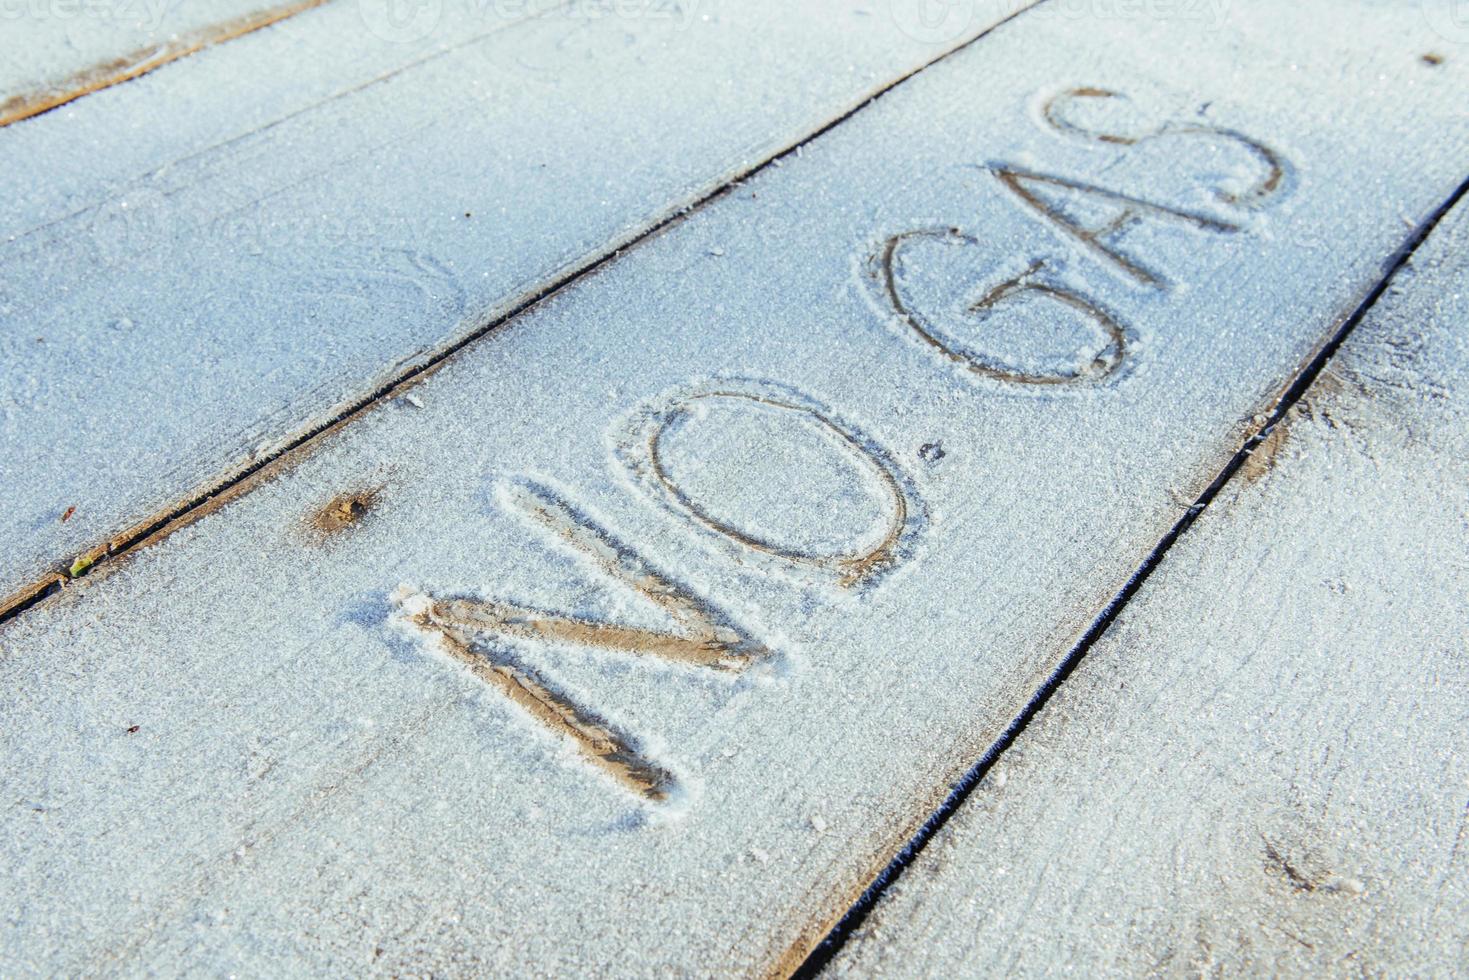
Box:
0 0 317 126
0 0 1032 613
1 2 1466 974
827 195 1469 977
1 0 553 230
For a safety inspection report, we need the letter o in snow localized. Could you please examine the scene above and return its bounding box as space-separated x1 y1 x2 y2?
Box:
612 379 925 590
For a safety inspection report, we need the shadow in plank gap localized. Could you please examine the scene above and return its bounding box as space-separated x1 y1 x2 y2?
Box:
0 0 1037 619
0 0 1466 975
824 191 1469 977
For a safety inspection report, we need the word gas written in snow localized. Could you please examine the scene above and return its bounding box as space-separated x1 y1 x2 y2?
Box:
398 87 1293 805
866 85 1290 387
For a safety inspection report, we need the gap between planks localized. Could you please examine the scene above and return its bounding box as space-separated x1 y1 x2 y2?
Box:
788 169 1469 979
0 0 1045 629
0 0 336 128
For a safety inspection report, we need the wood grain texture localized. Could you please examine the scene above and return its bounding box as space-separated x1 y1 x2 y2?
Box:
0 2 1466 975
0 0 1027 611
829 195 1469 978
0 0 329 127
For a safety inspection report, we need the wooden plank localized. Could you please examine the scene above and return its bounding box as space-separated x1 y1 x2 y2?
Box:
0 0 541 229
0 1 1465 974
826 195 1469 976
0 0 315 126
0 0 1031 611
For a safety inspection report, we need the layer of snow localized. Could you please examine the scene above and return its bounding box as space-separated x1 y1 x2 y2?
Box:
0 0 1024 598
0 0 276 114
1 1 1467 973
832 190 1469 978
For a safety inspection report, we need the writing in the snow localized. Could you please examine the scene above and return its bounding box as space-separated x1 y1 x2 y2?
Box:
398 87 1290 802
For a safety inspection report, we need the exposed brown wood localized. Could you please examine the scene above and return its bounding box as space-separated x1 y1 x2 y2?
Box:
0 0 333 128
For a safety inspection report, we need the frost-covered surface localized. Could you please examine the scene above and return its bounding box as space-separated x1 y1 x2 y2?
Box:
0 0 276 115
0 0 1022 600
1 2 1467 974
831 198 1469 976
